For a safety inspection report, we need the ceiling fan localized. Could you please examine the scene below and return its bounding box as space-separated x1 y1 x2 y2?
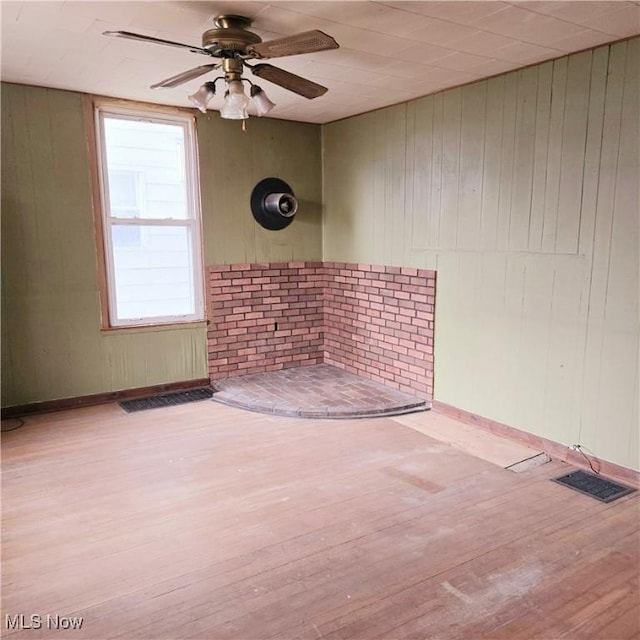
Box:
104 14 339 118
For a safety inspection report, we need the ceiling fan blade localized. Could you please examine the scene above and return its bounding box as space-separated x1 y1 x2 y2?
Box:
250 64 328 99
247 30 338 59
150 64 220 89
103 31 212 57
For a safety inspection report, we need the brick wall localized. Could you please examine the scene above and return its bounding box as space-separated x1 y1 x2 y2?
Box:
323 263 435 399
207 262 324 380
207 262 436 399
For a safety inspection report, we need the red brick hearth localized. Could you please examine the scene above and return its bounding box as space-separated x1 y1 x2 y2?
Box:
207 262 436 400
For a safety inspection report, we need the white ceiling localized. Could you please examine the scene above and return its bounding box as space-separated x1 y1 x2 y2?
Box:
2 1 639 124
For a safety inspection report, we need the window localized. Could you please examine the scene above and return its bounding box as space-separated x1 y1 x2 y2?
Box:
95 105 204 327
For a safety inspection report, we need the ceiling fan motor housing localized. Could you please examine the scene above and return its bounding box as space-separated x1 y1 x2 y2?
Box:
202 15 262 53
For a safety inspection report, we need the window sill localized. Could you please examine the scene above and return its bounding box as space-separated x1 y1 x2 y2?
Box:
100 320 208 335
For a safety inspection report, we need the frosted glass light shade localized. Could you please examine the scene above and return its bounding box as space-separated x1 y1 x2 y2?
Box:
188 82 216 113
220 81 250 120
250 85 275 116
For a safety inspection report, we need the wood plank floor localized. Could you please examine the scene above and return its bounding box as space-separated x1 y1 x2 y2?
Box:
2 402 638 639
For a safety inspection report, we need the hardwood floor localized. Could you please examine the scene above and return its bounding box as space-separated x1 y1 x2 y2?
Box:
2 402 638 639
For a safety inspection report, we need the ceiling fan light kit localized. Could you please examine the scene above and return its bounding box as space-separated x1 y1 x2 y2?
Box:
104 14 338 123
188 77 275 119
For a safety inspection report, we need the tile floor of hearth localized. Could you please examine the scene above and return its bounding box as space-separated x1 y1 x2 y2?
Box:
211 364 428 418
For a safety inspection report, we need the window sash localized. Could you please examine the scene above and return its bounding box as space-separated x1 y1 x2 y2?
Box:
95 105 204 328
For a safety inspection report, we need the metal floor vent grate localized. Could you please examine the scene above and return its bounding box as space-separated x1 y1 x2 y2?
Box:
119 388 213 413
552 470 636 503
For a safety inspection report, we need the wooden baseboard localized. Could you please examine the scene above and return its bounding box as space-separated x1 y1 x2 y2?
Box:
1 378 212 419
432 400 640 489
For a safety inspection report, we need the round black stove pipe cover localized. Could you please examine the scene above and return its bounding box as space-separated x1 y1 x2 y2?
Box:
250 177 298 230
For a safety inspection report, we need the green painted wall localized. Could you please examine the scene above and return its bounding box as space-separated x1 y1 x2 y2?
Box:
1 83 322 406
197 111 322 264
2 39 637 473
322 39 639 471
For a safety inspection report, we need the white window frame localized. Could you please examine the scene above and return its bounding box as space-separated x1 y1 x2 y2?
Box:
95 104 205 328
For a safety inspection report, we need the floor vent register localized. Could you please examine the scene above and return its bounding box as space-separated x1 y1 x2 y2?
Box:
552 469 635 503
119 388 213 413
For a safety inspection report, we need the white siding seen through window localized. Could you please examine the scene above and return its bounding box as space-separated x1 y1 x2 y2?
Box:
95 106 204 327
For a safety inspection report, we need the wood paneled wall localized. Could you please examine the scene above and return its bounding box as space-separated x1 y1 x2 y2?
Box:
322 39 639 471
196 112 322 265
1 84 322 407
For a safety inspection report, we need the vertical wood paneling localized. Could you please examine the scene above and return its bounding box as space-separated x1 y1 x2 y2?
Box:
410 97 434 251
450 253 481 404
352 114 377 262
541 57 568 253
385 106 406 265
404 101 416 259
440 89 462 250
577 47 609 256
630 360 639 471
480 77 505 251
1 88 21 404
496 75 518 251
468 253 509 419
196 113 322 266
1 85 106 405
616 37 639 473
373 110 387 261
528 62 553 251
586 38 639 466
500 254 528 421
5 87 36 294
49 92 99 293
323 38 639 470
513 257 554 435
542 255 585 446
429 94 445 250
209 118 250 263
457 83 485 251
555 51 592 254
508 68 538 251
579 40 628 460
430 252 459 403
25 89 58 290
322 114 378 264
